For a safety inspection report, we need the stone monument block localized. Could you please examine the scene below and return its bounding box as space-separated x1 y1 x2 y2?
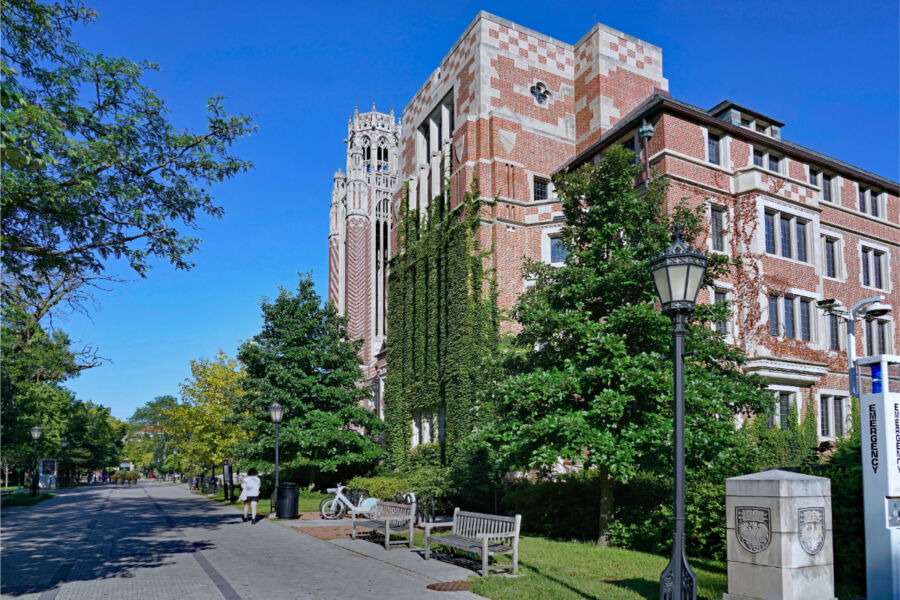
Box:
723 470 836 600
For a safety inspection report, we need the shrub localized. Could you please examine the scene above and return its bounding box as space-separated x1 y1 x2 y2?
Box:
502 469 605 540
347 475 413 500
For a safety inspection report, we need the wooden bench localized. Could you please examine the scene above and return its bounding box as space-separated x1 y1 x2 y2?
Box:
351 500 415 550
424 507 521 577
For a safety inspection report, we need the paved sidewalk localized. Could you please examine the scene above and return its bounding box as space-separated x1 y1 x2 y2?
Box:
1 483 484 600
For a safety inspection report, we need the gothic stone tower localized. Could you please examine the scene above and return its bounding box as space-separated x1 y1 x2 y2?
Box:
329 105 401 379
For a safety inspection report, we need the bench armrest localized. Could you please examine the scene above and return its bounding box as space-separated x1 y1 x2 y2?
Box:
476 532 514 540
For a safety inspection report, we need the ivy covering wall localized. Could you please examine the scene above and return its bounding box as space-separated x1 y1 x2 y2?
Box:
384 180 498 470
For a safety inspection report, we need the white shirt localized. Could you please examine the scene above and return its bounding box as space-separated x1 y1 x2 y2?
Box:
240 475 261 496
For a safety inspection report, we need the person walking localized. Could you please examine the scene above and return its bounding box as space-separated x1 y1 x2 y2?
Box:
238 468 261 524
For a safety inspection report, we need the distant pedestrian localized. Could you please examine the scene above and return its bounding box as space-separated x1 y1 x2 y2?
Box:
238 468 261 524
102 471 108 484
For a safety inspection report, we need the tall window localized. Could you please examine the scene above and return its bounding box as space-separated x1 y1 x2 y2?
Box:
828 314 840 351
858 187 867 212
769 391 793 430
534 178 549 201
859 188 882 217
622 137 637 164
714 290 728 333
783 296 795 338
871 191 880 218
820 395 848 438
824 238 837 278
711 208 725 252
866 319 891 355
753 149 764 167
768 155 781 173
769 295 780 336
833 397 845 437
822 175 833 202
764 213 776 254
861 247 887 290
799 299 811 341
809 168 820 186
765 210 809 262
550 237 568 264
819 395 831 437
708 133 721 165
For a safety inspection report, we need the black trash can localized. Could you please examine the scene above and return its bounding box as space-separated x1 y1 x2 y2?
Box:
276 482 299 519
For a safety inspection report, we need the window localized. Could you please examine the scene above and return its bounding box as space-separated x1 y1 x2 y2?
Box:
741 118 751 127
820 395 849 438
783 296 795 338
753 149 764 167
622 137 637 164
714 290 728 333
822 175 833 202
764 212 776 254
866 319 892 355
769 391 793 430
861 247 888 290
809 168 820 186
411 406 444 447
534 178 548 201
765 210 809 262
860 188 881 217
828 314 841 351
708 133 721 165
756 123 767 133
769 295 780 336
769 294 815 341
711 208 725 252
550 237 568 264
824 238 837 278
768 155 781 173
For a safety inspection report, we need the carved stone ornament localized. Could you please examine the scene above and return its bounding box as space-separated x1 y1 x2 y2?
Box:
798 507 825 555
736 506 771 553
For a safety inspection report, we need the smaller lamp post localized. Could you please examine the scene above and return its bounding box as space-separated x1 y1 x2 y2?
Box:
269 401 284 515
60 438 68 488
30 425 42 497
649 224 708 600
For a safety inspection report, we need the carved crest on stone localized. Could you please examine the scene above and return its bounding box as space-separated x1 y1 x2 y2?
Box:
736 506 771 553
798 507 825 555
454 135 466 162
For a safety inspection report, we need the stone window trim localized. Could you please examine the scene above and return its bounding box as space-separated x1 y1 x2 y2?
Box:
819 230 846 282
766 288 819 343
816 390 850 441
527 171 555 202
709 283 734 342
701 126 730 169
864 317 894 356
541 225 566 266
766 386 801 430
856 183 884 219
750 144 784 176
858 241 892 293
706 201 731 256
761 204 814 265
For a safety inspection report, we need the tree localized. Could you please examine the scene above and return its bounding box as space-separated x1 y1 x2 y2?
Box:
231 274 383 475
163 352 247 473
488 146 772 544
1 0 255 321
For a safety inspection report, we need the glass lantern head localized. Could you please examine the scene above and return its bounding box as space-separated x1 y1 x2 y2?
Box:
649 225 708 315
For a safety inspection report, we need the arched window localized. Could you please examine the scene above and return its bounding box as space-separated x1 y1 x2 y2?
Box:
362 137 372 173
377 137 389 172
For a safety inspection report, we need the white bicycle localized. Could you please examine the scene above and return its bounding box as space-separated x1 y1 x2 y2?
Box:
319 483 378 520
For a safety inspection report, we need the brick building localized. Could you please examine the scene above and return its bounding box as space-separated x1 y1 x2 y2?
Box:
329 11 899 442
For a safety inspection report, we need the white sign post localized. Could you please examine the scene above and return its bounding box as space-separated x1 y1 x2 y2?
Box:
858 354 900 600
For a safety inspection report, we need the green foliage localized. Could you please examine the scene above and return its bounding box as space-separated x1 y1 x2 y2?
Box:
230 274 383 474
384 179 499 474
1 0 255 289
347 475 414 500
487 146 772 544
743 403 819 468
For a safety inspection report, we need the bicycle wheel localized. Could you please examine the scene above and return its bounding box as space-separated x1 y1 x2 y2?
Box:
319 497 345 520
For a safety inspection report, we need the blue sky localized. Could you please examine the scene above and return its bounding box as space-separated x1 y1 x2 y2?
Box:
61 0 899 420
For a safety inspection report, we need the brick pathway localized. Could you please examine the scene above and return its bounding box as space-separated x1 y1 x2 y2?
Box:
1 483 483 600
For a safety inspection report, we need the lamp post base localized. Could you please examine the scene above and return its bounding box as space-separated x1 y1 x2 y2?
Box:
660 551 697 600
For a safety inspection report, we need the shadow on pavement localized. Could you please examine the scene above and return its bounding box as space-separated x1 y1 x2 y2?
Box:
1 485 234 596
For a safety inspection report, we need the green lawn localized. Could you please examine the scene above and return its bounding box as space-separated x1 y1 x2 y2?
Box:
202 487 327 516
1 493 55 509
413 534 727 600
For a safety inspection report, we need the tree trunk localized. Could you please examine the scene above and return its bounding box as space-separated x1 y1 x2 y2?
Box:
596 465 614 547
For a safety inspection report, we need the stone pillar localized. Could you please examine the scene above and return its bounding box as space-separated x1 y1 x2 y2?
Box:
724 470 836 600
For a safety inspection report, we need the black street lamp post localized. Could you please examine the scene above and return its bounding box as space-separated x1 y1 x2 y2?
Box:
30 425 42 497
268 401 284 515
60 438 68 488
649 225 707 600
